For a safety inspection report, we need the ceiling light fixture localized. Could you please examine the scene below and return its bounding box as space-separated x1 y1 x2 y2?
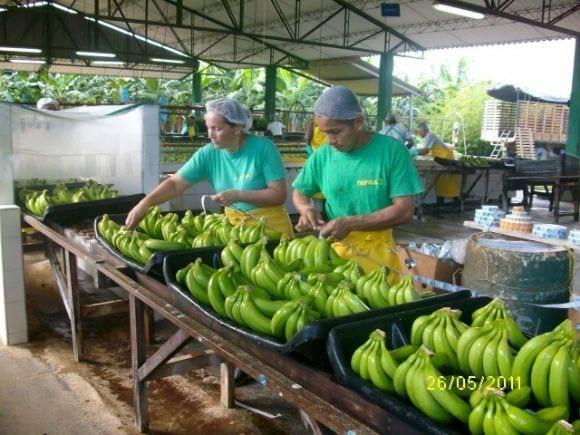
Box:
52 3 78 14
9 58 46 64
76 51 116 58
91 60 125 66
0 47 42 53
150 58 185 64
433 1 485 19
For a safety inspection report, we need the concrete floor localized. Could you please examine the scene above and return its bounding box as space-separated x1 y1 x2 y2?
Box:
1 197 578 434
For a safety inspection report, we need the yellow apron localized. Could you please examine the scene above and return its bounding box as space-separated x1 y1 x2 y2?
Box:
332 228 401 286
430 143 461 198
224 205 294 238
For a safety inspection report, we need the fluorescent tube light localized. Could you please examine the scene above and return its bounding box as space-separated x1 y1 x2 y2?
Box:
150 58 185 64
10 58 46 64
76 51 116 58
91 61 125 66
433 2 485 19
52 3 77 14
0 47 42 53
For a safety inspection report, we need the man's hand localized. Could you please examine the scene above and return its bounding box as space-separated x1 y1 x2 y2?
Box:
318 217 353 240
211 190 239 207
295 207 325 232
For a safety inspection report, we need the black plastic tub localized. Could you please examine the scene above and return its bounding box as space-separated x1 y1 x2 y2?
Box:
94 211 216 279
326 296 493 435
163 248 473 364
30 193 146 225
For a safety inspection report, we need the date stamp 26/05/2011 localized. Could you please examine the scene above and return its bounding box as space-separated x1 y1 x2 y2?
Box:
426 376 521 392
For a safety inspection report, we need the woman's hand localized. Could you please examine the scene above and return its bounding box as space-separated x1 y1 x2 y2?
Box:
211 190 240 207
125 202 150 229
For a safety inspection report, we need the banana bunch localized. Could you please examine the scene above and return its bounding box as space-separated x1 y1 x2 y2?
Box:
350 329 399 392
355 266 390 308
333 258 365 285
76 181 119 201
251 253 289 297
239 238 269 281
468 386 569 435
111 229 154 264
51 184 73 204
22 181 119 215
546 420 576 435
386 275 420 306
411 307 468 370
276 236 343 271
220 239 244 269
471 298 528 348
206 265 248 317
230 217 268 244
325 281 369 317
306 272 344 287
191 228 220 248
457 318 527 378
97 214 122 241
177 258 216 306
512 319 579 408
305 274 335 315
24 190 52 216
270 297 321 340
277 272 311 300
393 346 472 424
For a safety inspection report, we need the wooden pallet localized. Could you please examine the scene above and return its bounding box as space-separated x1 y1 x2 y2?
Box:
515 127 536 159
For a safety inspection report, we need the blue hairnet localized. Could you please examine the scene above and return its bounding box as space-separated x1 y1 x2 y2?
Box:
206 98 253 132
314 86 362 119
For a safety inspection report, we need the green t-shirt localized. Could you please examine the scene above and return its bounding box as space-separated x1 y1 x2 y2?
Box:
178 134 286 212
292 133 423 220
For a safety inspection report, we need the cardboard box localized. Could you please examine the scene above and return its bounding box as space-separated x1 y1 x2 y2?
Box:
396 244 462 293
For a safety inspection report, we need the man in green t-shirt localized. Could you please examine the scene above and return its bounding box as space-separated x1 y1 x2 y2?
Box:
292 86 423 275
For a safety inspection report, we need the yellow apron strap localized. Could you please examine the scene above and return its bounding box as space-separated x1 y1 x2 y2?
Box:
332 228 402 285
224 206 294 237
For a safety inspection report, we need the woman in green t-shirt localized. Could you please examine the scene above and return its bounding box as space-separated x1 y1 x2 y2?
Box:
126 98 293 236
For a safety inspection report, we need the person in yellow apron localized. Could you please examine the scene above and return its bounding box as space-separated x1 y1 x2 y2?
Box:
126 98 293 237
417 122 461 205
292 86 423 282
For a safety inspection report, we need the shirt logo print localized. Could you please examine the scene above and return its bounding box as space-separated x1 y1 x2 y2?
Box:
357 178 384 187
236 173 253 182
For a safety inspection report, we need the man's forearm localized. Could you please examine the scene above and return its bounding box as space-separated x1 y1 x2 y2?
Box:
345 201 414 232
292 190 315 214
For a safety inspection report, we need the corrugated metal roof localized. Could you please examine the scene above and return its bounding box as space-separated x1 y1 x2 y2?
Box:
0 0 577 92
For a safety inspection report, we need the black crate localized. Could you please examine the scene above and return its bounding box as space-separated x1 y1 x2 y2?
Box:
326 296 493 435
163 248 473 364
94 211 211 279
30 193 146 225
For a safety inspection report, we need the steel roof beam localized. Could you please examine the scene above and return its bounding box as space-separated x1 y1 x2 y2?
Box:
220 0 238 29
151 0 190 54
548 3 580 25
436 0 579 38
270 0 294 38
329 0 425 52
158 0 306 67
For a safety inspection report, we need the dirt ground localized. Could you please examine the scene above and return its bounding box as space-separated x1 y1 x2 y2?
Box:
17 250 309 435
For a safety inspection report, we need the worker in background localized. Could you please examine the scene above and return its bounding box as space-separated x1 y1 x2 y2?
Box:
417 122 461 208
304 115 327 156
292 86 423 278
36 97 61 111
267 116 285 139
379 113 414 149
126 98 294 237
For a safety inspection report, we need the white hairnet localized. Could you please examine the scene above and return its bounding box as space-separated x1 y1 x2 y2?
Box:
314 86 362 119
206 98 253 132
36 97 60 110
